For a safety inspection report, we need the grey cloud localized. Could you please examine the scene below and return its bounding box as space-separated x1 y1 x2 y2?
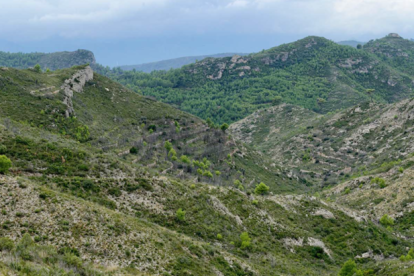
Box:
0 0 413 41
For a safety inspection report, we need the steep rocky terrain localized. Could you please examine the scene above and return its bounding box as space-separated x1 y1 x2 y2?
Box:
1 65 413 275
231 99 414 187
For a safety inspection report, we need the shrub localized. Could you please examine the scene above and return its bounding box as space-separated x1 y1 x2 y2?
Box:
252 200 259 206
240 232 251 249
34 64 41 73
176 208 186 222
0 237 14 251
137 178 153 191
169 148 177 158
64 252 83 268
338 259 357 276
130 147 138 154
379 214 394 227
164 141 172 152
180 155 191 164
0 145 7 154
148 125 156 132
108 187 122 197
371 177 386 188
217 234 223 240
254 182 269 195
0 155 12 174
220 123 229 133
203 170 213 178
272 96 283 105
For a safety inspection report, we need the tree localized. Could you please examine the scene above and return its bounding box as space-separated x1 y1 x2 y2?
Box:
176 208 186 222
129 147 138 154
34 64 41 73
338 259 361 276
220 123 229 133
357 44 362 49
272 96 283 106
164 141 172 152
206 118 214 128
168 148 176 157
366 89 375 102
254 182 269 195
203 170 213 178
240 232 251 249
180 155 191 164
317 98 326 105
0 155 12 174
380 214 394 227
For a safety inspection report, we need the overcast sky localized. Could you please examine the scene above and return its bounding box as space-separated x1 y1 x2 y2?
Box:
0 0 412 66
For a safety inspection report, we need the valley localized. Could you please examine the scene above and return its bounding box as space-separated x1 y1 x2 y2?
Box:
1 34 414 275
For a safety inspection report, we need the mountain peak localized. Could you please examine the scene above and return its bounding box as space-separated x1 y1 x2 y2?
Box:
386 33 402 38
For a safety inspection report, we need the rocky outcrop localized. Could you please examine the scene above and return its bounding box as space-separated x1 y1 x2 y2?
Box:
387 33 402 38
61 66 93 117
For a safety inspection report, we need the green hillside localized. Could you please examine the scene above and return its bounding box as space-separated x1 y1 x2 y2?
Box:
0 49 96 71
100 34 414 125
0 65 412 275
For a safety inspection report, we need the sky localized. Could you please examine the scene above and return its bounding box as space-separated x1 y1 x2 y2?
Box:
0 0 413 66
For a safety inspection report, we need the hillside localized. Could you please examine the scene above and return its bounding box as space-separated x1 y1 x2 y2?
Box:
105 34 414 124
0 65 412 275
120 53 247 73
231 98 414 186
364 33 414 75
0 49 96 71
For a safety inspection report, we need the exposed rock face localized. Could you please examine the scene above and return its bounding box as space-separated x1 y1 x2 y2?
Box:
313 208 335 219
61 66 94 117
387 33 402 38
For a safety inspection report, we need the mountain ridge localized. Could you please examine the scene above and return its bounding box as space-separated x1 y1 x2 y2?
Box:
120 53 248 72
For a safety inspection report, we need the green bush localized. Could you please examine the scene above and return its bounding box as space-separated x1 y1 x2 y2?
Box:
0 155 12 174
371 177 386 188
217 234 223 240
164 141 172 152
34 64 41 73
254 182 269 195
0 145 7 154
176 208 186 222
203 170 213 178
0 237 14 251
379 214 394 227
180 155 191 164
240 232 251 249
338 259 358 276
130 147 138 154
220 123 229 133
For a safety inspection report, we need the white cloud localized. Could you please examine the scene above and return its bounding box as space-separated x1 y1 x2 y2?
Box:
0 0 413 41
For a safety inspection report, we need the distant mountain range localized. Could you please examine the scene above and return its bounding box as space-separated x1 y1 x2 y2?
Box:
337 40 366 47
119 53 248 72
